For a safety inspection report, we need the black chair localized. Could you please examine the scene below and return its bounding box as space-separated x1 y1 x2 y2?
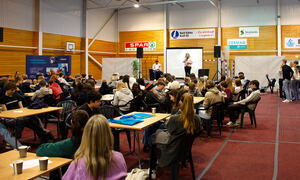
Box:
44 100 77 139
201 102 225 137
149 133 197 180
240 97 261 128
97 105 133 152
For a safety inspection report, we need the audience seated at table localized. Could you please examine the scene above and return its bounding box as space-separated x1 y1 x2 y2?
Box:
0 81 55 143
48 75 63 100
227 80 261 127
20 74 32 93
144 82 161 111
78 91 102 118
36 110 89 158
62 115 127 180
112 81 133 113
99 80 113 95
150 93 203 168
58 72 70 86
198 80 225 120
31 80 52 101
188 82 202 97
153 81 167 104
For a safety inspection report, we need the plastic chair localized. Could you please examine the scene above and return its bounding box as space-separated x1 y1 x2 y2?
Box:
240 97 261 128
201 102 225 137
149 133 197 180
97 105 133 152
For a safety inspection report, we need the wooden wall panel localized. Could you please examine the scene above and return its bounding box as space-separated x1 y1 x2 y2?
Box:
282 25 300 61
222 26 277 76
0 28 36 77
118 30 164 79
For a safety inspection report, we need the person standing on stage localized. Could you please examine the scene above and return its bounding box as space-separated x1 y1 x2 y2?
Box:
183 53 193 77
152 60 163 80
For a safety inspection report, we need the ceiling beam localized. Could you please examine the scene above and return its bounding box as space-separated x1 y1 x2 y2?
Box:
88 0 209 10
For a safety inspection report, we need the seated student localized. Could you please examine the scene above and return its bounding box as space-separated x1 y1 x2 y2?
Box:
131 82 143 98
151 93 202 168
62 115 127 180
65 73 74 83
225 77 235 94
58 72 70 86
20 74 32 93
168 89 187 115
152 60 163 80
183 77 191 86
238 72 248 87
144 83 161 110
0 81 54 143
108 74 118 89
112 81 133 113
49 79 63 100
0 122 22 149
33 75 45 92
14 77 26 104
188 82 202 97
227 80 261 127
36 110 89 158
81 74 87 83
153 81 167 104
232 79 243 101
99 80 112 95
136 78 145 90
31 80 53 101
219 81 233 104
88 74 96 84
199 80 224 120
78 91 102 118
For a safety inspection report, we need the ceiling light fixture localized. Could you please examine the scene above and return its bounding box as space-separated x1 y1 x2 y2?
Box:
133 3 140 8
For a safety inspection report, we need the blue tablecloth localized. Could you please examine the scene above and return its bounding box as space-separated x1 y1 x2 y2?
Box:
108 113 155 125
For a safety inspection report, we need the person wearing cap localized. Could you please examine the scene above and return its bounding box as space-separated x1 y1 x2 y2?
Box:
152 60 163 80
144 83 160 109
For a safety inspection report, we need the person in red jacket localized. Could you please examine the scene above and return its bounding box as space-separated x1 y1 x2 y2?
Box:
49 80 63 100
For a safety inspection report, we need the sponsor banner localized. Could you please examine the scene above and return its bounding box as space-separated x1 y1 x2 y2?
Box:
285 38 300 48
239 27 259 37
125 41 156 51
170 29 215 39
227 39 247 49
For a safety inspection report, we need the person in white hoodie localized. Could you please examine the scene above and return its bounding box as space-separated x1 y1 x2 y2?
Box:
31 80 53 101
112 81 133 113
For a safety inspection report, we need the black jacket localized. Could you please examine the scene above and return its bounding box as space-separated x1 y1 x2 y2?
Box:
282 65 293 80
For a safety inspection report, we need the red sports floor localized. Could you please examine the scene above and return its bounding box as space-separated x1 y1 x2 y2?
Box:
2 93 300 180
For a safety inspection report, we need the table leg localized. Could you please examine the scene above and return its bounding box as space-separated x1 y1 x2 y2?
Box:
15 119 18 150
136 131 141 169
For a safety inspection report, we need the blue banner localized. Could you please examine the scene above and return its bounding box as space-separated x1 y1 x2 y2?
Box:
26 55 71 79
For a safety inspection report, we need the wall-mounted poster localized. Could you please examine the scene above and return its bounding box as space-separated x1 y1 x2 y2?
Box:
227 39 247 49
26 55 71 79
285 38 300 48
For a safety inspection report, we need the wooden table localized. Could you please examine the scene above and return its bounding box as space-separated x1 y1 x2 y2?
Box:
194 97 204 104
0 150 72 180
101 94 114 101
24 93 34 97
110 112 170 168
0 107 63 148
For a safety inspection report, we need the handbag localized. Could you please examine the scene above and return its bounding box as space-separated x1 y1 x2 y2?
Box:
125 168 149 180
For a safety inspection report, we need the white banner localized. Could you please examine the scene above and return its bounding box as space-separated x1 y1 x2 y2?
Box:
239 27 259 37
285 38 300 48
170 29 215 39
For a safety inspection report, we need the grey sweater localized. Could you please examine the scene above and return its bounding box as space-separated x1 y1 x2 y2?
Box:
31 87 53 101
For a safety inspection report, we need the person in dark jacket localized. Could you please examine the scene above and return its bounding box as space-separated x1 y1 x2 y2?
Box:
99 80 112 95
281 59 294 103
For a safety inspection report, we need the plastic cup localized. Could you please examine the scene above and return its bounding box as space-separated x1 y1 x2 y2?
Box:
18 146 29 158
152 107 156 114
13 160 23 175
39 157 48 171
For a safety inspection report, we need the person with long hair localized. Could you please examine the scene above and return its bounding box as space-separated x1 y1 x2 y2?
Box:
112 81 133 113
36 110 89 158
183 53 193 77
225 77 235 94
152 93 202 168
63 115 127 180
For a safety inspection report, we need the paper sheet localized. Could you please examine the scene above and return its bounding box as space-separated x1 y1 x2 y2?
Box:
10 159 52 169
13 110 23 113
